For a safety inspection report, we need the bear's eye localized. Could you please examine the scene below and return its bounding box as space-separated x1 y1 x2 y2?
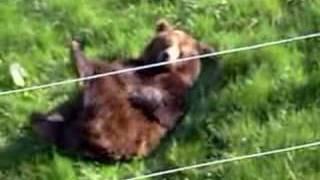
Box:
156 51 169 63
178 52 184 58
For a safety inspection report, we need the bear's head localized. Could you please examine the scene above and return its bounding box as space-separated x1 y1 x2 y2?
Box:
141 19 214 86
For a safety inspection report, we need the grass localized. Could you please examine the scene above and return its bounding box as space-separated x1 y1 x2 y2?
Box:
0 0 320 179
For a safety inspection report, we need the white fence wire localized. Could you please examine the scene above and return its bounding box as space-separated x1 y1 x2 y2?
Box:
0 32 319 96
126 140 320 180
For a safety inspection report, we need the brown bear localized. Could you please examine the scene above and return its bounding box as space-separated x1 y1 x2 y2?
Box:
31 20 215 160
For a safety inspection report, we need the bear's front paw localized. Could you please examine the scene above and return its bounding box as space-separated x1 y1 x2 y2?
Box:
129 87 163 111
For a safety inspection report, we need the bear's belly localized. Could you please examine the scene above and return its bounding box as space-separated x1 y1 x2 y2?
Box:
79 75 167 160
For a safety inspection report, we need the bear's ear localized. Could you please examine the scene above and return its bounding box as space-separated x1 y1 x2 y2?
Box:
155 19 173 33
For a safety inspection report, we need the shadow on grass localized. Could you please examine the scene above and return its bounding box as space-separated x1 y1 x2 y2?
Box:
0 130 49 170
291 71 320 108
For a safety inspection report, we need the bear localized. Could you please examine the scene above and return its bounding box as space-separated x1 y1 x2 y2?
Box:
31 20 215 160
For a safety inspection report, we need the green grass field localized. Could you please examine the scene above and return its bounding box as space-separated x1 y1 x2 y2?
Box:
0 0 320 179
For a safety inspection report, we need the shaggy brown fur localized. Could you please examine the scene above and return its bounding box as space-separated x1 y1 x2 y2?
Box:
31 20 214 160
